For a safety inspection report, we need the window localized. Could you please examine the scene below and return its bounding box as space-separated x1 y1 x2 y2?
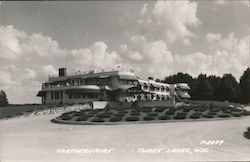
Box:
55 91 60 100
51 92 54 100
73 94 81 99
61 91 63 99
69 94 72 99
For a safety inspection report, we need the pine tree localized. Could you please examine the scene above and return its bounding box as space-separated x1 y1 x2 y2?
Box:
0 90 9 106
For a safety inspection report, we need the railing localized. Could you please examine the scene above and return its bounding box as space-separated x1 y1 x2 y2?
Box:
48 67 135 79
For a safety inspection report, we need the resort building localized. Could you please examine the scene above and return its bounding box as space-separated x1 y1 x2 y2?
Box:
37 67 190 105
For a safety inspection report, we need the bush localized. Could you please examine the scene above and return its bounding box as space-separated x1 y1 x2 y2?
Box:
176 112 187 116
91 118 105 122
114 113 126 117
243 127 250 139
109 117 123 122
218 114 230 118
243 111 250 116
143 116 155 121
148 112 158 116
158 116 171 120
173 114 186 120
130 112 141 116
231 112 241 117
60 116 72 120
73 112 86 116
81 114 94 118
189 114 200 119
125 116 139 121
202 114 214 118
142 108 152 113
76 116 88 121
208 112 217 115
96 113 111 118
154 107 166 112
165 108 176 115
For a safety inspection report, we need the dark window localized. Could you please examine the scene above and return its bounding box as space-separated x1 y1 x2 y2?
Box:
55 92 60 100
69 94 72 99
61 91 63 99
51 92 53 100
73 94 81 99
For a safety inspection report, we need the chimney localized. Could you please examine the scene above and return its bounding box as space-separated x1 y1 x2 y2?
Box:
59 68 66 77
148 76 154 80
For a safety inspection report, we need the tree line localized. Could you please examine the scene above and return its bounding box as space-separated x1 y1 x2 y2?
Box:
159 68 250 104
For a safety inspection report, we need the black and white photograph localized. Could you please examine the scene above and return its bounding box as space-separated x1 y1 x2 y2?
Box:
0 0 250 161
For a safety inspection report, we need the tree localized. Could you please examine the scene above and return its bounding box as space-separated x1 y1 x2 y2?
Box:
0 90 9 106
239 68 250 104
207 75 221 100
192 74 214 100
214 74 240 102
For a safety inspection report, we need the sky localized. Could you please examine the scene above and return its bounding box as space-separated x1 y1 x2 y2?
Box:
0 0 249 104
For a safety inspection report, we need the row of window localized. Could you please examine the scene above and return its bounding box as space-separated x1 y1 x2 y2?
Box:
50 91 63 100
68 93 99 99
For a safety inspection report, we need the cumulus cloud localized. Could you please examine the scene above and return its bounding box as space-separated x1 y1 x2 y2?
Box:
134 0 200 45
206 33 222 43
0 25 120 103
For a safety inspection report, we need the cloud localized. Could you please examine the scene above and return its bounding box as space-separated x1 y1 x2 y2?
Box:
0 25 120 103
206 33 222 43
134 0 200 45
215 0 228 5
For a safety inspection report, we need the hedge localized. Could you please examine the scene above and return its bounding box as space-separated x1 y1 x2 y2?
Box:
173 115 186 120
148 113 158 116
218 114 230 118
158 116 171 120
60 116 72 120
76 116 89 121
143 116 155 121
130 112 141 116
142 109 152 113
91 118 105 122
109 117 123 122
125 116 139 121
96 113 111 118
202 114 214 118
154 107 166 112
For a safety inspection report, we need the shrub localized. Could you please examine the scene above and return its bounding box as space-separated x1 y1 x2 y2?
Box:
158 116 171 120
218 114 230 118
81 114 94 118
73 112 86 116
243 111 250 116
96 113 111 118
202 114 214 118
60 116 72 120
109 117 123 122
114 112 126 116
125 116 139 121
154 107 166 112
165 109 176 115
142 108 152 113
231 112 241 117
243 127 250 139
91 118 105 122
148 113 158 116
130 112 141 116
176 112 187 116
173 114 186 120
189 114 200 119
208 112 217 116
76 116 88 121
143 116 155 121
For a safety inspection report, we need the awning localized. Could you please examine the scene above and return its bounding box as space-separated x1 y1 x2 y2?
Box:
65 85 101 94
37 91 46 97
99 75 109 79
119 75 137 80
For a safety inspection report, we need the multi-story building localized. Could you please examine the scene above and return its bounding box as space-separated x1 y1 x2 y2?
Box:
37 67 190 105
